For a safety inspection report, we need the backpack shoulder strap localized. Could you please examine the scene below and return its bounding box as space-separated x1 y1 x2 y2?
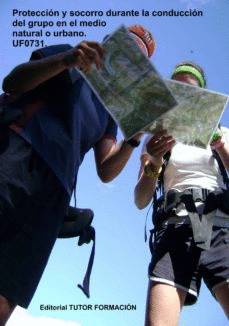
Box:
58 207 96 299
212 149 229 190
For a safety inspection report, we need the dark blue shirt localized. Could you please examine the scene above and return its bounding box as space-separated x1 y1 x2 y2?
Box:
15 44 117 196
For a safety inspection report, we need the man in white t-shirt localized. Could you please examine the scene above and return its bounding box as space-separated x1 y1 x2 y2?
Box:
135 62 229 326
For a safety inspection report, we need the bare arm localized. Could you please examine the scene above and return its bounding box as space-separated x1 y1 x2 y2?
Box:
134 130 176 209
94 133 143 183
134 154 161 209
217 143 229 170
2 41 105 94
210 134 229 170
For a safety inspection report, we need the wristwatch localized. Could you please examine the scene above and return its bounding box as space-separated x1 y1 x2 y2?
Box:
126 138 140 147
144 160 162 179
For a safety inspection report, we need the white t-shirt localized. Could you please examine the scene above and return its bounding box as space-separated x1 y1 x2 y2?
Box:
164 142 225 193
142 127 229 217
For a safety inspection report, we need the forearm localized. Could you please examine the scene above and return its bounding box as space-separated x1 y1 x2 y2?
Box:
134 166 159 209
3 41 105 94
2 53 67 94
97 139 139 182
215 142 229 170
210 133 229 171
134 130 174 209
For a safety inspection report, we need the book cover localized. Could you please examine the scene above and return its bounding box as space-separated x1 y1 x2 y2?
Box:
0 1 229 326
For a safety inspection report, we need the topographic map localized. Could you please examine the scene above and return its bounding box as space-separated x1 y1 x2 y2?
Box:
83 25 229 148
148 79 228 148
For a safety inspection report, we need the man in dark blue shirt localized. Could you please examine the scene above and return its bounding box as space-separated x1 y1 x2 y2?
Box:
0 24 155 325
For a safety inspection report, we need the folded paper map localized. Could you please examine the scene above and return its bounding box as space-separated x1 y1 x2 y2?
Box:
148 79 229 148
82 25 229 148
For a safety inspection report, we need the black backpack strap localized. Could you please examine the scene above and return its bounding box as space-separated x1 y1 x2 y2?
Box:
157 151 171 195
180 192 214 250
212 149 229 190
145 151 171 241
211 124 229 189
77 226 95 298
58 207 96 298
151 151 171 224
58 207 94 238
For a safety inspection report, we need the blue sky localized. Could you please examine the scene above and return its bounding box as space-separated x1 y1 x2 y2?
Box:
1 0 229 325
